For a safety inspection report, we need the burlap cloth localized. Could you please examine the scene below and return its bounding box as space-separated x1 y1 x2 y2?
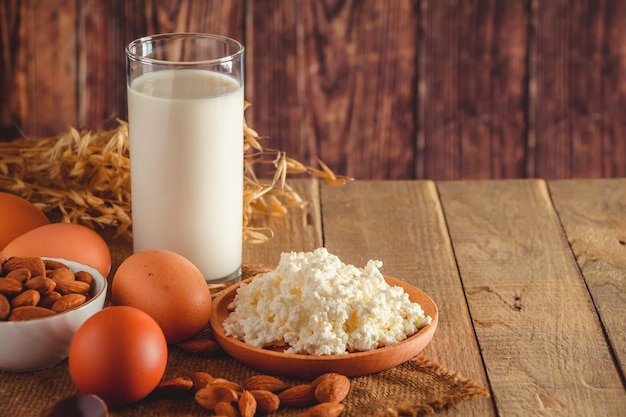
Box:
0 265 489 417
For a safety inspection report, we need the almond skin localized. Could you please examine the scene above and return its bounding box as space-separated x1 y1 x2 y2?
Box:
195 385 239 410
210 378 244 395
74 270 94 286
3 256 45 277
24 276 56 295
38 291 62 309
0 277 23 296
43 259 71 270
0 293 10 320
243 375 289 393
8 306 55 321
313 374 350 403
51 293 87 313
47 268 76 283
278 384 317 407
302 402 345 417
188 371 214 392
5 268 31 283
10 289 41 308
153 376 194 397
238 390 257 417
214 401 240 417
249 390 280 413
177 338 223 357
55 279 90 295
310 373 342 389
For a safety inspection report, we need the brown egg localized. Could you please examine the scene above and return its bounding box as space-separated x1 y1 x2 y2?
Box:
111 249 213 344
0 192 50 250
2 223 111 277
69 306 168 407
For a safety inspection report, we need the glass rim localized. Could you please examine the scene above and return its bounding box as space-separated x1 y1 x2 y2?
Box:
125 32 244 66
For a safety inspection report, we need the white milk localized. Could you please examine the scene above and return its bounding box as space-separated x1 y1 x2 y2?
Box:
127 69 243 281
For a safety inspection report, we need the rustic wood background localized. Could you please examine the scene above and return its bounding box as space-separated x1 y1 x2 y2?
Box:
1 0 625 180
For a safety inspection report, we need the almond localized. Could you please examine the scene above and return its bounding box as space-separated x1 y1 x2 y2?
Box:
278 384 317 407
243 375 289 393
10 289 41 308
188 371 215 392
39 291 62 309
0 293 9 320
55 280 90 295
177 338 223 357
5 268 31 283
310 373 340 389
195 385 239 410
9 306 55 321
302 402 345 417
74 270 94 286
238 390 257 417
47 268 76 283
43 259 71 270
214 401 240 417
313 373 350 403
211 378 244 395
0 277 23 296
153 376 194 397
3 256 45 277
24 276 56 295
249 390 280 413
51 293 87 313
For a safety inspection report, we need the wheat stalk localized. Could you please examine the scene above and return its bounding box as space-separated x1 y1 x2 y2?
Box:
0 104 351 242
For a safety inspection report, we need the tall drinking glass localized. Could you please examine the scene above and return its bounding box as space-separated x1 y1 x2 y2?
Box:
126 33 244 286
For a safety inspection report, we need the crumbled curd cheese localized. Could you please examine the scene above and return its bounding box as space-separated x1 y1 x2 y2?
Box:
222 248 431 355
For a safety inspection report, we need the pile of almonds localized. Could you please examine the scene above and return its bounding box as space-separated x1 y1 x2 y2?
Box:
153 371 350 417
0 255 94 321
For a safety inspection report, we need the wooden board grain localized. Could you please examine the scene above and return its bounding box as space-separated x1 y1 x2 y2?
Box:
76 0 245 131
548 179 626 378
438 179 626 415
0 0 78 138
247 0 419 180
321 180 494 416
529 0 626 178
418 0 528 180
1 1 626 180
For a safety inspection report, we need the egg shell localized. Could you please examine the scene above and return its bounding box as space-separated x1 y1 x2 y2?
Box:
68 306 168 406
111 249 213 344
0 192 50 250
2 223 111 277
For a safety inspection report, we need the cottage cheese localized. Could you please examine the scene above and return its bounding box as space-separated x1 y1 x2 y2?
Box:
222 248 432 355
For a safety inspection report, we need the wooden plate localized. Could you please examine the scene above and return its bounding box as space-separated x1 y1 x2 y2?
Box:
209 276 438 379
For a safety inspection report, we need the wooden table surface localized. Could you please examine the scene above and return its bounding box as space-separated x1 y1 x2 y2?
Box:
238 178 626 416
3 178 624 416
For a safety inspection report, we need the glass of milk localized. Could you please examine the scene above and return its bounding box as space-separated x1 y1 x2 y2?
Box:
125 33 244 286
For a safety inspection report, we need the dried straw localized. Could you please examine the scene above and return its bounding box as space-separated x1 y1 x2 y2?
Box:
0 103 351 242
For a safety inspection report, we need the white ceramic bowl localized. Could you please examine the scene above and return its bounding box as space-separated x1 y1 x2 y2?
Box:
0 258 107 372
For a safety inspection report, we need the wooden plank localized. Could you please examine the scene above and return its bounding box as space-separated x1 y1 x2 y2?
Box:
528 0 626 178
76 0 245 131
438 179 626 415
419 0 528 180
0 0 22 139
548 179 626 378
321 180 494 416
600 1 626 178
243 0 302 180
243 179 322 268
76 0 111 130
247 0 418 180
0 0 78 138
